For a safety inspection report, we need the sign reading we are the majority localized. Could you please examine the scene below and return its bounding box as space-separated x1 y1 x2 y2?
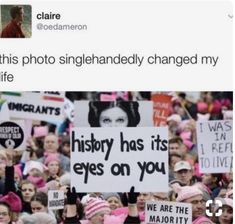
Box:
145 201 192 224
196 120 233 173
70 127 168 192
2 92 64 122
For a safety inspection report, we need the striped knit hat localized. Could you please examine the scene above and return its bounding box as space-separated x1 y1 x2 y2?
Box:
85 198 111 219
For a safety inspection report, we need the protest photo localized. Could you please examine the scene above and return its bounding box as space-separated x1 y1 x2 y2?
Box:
0 91 233 224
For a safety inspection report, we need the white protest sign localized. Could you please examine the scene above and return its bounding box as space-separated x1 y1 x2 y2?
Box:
71 127 168 192
196 120 233 173
0 120 26 150
48 190 65 210
145 201 192 224
24 91 65 101
0 99 10 120
74 101 153 127
64 97 74 122
2 92 64 122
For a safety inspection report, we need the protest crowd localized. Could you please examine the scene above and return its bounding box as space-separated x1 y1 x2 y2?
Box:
0 91 233 224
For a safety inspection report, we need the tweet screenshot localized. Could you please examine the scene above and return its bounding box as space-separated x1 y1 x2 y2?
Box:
0 1 233 224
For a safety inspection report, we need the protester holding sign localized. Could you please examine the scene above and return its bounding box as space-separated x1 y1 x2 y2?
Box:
64 187 141 224
103 193 123 211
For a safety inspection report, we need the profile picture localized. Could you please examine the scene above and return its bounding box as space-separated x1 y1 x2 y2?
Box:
0 5 31 38
74 101 154 127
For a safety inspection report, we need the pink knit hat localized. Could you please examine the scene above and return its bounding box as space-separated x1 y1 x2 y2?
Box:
197 102 208 113
0 192 22 212
103 214 126 224
174 185 203 202
44 154 60 166
193 216 213 224
23 160 47 175
85 198 111 219
33 126 49 138
27 176 46 188
214 197 233 211
180 131 191 140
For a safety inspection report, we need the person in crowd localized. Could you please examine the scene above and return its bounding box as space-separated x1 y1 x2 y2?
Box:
0 193 22 223
152 192 169 201
168 137 183 155
19 180 36 213
64 187 141 224
169 152 182 182
167 114 182 138
88 101 140 127
3 149 36 214
23 160 47 189
38 133 70 172
136 192 152 212
60 136 70 158
201 173 223 199
174 184 214 224
212 197 233 224
44 153 62 182
174 160 194 186
56 198 84 224
0 201 22 224
103 193 123 211
30 192 48 214
0 151 8 194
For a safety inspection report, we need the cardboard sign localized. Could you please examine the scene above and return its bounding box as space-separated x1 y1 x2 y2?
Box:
0 120 26 150
74 101 153 127
48 190 65 210
151 94 172 127
2 92 64 122
71 127 168 192
196 120 233 173
145 201 192 224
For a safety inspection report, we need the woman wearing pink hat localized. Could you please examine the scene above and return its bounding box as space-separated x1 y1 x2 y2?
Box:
64 187 141 224
44 153 63 182
173 184 214 223
0 201 23 224
212 197 233 224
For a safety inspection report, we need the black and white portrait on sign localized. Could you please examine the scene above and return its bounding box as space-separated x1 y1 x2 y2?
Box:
74 101 153 127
